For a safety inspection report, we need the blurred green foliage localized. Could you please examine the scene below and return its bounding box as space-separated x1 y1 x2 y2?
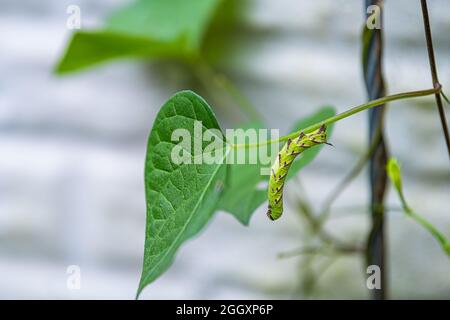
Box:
56 0 244 73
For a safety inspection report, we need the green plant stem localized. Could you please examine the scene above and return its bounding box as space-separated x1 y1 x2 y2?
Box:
194 62 263 122
193 64 244 123
213 73 263 122
302 256 340 297
406 209 450 254
290 177 364 254
293 195 360 252
279 244 361 259
232 87 440 149
396 190 450 255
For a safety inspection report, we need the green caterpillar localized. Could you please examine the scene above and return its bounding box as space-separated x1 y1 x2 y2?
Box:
267 124 331 221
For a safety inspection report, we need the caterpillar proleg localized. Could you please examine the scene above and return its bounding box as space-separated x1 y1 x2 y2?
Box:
267 124 331 221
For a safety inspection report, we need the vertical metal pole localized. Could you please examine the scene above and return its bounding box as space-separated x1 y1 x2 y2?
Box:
363 0 388 300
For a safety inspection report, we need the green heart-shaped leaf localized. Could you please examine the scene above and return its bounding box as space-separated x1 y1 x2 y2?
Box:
137 90 229 297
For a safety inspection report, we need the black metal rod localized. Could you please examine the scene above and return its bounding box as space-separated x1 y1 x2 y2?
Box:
363 0 388 300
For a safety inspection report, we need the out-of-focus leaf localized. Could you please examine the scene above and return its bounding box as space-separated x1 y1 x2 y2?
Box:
106 0 221 50
56 0 222 73
217 122 267 225
56 31 189 73
201 0 247 64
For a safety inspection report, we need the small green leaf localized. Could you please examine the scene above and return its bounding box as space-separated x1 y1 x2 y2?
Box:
218 107 336 225
137 91 229 297
386 158 403 195
56 0 222 73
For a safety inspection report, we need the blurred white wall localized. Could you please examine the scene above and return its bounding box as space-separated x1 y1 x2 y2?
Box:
0 0 449 299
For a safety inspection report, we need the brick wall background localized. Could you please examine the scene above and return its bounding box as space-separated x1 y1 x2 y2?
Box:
1 0 449 298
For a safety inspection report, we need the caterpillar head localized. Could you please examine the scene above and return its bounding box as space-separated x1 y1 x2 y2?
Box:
307 124 329 144
267 205 283 221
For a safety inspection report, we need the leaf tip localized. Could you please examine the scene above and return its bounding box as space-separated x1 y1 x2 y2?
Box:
386 157 402 192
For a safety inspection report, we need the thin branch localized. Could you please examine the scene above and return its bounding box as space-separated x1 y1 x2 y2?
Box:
317 127 382 223
194 62 263 122
232 87 439 149
420 0 450 157
289 180 364 254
